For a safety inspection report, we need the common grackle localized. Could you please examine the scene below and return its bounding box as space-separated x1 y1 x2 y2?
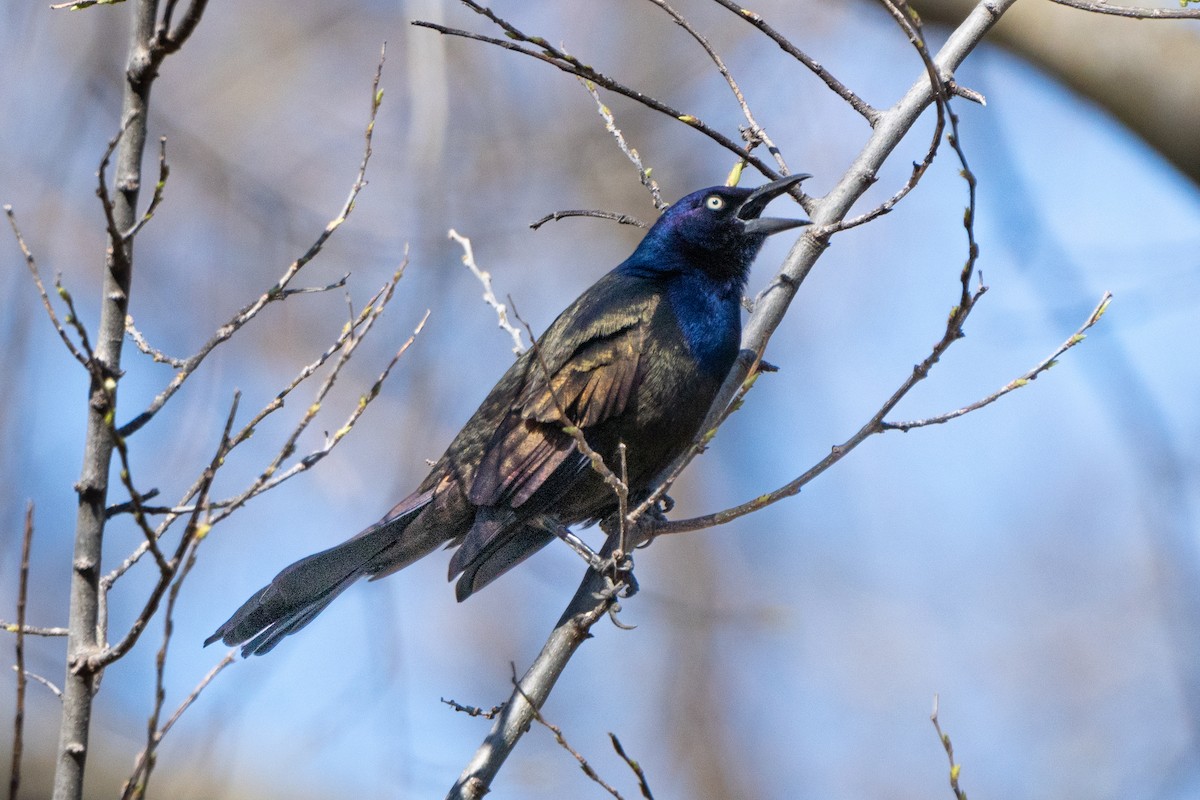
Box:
206 175 810 656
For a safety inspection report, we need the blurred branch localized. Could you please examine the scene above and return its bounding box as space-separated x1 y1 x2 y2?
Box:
930 695 969 800
449 229 527 353
7 502 33 800
1049 0 1200 18
117 47 387 438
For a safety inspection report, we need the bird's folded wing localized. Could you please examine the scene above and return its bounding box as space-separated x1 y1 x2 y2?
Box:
467 314 648 511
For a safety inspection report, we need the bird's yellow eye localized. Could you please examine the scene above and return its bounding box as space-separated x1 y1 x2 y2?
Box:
705 195 725 211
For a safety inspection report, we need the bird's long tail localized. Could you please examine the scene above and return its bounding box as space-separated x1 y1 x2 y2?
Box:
205 489 434 656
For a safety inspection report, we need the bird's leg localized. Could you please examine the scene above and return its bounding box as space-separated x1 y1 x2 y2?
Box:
547 521 608 573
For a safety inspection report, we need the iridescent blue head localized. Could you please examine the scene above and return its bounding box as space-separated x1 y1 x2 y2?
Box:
621 174 811 285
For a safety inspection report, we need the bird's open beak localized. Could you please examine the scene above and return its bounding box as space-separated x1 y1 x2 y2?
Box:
739 173 811 236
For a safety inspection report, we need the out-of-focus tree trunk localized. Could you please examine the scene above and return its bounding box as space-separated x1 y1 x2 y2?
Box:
917 0 1200 185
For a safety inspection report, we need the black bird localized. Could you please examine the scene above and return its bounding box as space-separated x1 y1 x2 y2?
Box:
207 175 810 656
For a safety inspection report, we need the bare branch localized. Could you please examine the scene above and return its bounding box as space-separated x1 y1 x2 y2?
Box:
8 503 34 800
5 206 91 369
208 285 427 525
13 668 61 699
2 623 68 637
643 0 789 175
449 229 527 353
1048 0 1200 18
412 2 783 182
828 0 949 234
884 293 1113 431
514 676 626 800
530 209 647 231
709 0 879 123
121 650 236 800
931 695 969 800
609 734 655 800
442 698 504 719
120 136 170 241
125 317 185 367
88 394 238 673
117 48 387 438
578 78 664 209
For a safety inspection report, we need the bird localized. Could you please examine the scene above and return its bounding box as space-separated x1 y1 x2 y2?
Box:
206 174 810 656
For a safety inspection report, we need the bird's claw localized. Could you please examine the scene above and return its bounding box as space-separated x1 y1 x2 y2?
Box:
592 574 638 630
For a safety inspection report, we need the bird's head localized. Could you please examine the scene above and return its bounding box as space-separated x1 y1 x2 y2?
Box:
627 174 811 283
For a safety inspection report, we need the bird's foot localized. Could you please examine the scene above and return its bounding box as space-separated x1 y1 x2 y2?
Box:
592 572 638 630
598 551 638 598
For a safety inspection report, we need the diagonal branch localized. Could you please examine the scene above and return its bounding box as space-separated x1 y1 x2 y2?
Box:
643 0 789 174
709 0 879 123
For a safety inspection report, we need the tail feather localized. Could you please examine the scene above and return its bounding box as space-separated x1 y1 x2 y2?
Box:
206 491 433 656
449 513 558 601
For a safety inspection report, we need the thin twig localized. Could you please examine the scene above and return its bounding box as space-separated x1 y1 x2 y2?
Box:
530 209 647 231
207 289 427 526
643 0 788 175
412 2 782 182
8 503 34 800
120 136 170 241
609 734 655 800
13 668 61 698
579 79 664 209
1048 0 1200 18
2 623 68 637
449 229 526 353
828 0 949 234
5 207 91 368
103 262 416 587
709 0 878 123
931 695 969 800
117 47 387 438
441 698 504 719
513 674 626 799
121 650 236 800
87 394 238 673
884 293 1113 431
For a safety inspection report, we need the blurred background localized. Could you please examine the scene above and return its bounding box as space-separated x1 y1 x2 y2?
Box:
2 1 1199 798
